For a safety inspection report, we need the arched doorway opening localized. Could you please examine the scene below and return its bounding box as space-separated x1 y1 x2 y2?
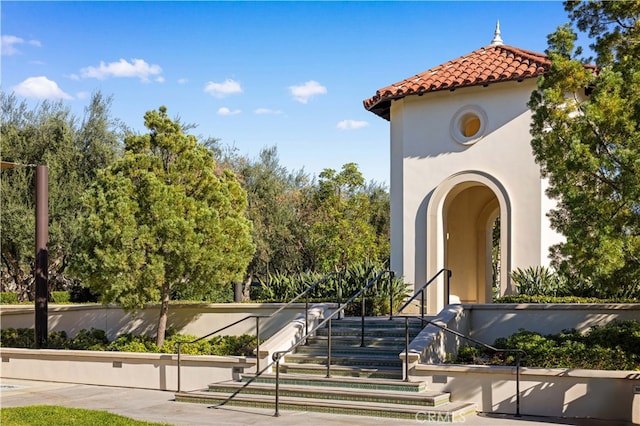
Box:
425 172 511 312
444 184 499 303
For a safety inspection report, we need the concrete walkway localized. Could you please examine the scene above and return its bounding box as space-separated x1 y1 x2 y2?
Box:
0 379 629 426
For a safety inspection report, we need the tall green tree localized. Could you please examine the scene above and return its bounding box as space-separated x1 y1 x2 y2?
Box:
529 1 640 294
73 107 254 346
1 91 121 299
304 163 380 272
237 147 308 288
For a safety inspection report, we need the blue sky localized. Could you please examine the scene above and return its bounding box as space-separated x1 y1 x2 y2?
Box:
2 1 574 184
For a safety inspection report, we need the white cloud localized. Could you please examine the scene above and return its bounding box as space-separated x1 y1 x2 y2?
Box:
155 76 165 83
80 58 163 82
76 91 90 100
217 107 241 116
2 35 41 56
177 78 188 85
12 76 73 100
289 80 327 104
204 79 242 98
255 108 284 115
337 119 369 130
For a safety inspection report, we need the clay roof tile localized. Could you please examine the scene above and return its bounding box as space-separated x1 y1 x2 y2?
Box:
363 45 553 120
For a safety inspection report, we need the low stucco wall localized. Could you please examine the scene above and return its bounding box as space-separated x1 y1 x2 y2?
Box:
412 363 640 422
407 303 640 365
0 303 337 341
0 347 255 392
466 303 640 343
402 303 640 422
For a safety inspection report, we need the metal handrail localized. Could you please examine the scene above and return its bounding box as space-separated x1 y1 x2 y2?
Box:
392 269 451 384
418 318 526 417
175 271 342 392
391 268 525 417
391 268 452 321
271 269 394 416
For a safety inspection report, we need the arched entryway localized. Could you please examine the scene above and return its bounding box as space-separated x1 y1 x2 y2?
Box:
426 172 511 312
444 184 498 303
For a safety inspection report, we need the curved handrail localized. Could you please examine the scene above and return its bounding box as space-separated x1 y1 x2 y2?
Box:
413 317 526 417
392 268 451 319
391 268 525 415
271 269 394 416
175 271 342 392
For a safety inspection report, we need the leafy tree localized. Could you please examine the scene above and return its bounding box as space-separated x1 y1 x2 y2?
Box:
365 181 391 264
304 163 380 272
1 92 121 300
236 147 309 290
73 107 254 346
529 1 640 295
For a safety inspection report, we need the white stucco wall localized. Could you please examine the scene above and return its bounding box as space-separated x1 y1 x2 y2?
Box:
388 80 562 308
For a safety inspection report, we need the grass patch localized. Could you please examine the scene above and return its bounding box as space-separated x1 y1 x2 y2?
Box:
0 405 170 426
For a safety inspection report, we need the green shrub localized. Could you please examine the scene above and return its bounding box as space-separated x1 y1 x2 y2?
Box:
171 283 234 302
210 334 257 356
511 266 564 296
0 326 257 356
1 328 35 348
0 292 18 304
253 271 326 302
453 321 640 370
341 260 410 316
69 282 99 303
585 320 640 358
251 260 410 317
162 333 212 355
107 334 160 353
51 291 70 303
495 294 640 303
69 328 109 351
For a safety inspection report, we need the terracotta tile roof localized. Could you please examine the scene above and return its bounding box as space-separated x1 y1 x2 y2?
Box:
363 44 551 120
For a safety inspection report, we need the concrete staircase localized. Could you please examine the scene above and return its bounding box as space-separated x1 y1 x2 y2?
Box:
175 316 477 421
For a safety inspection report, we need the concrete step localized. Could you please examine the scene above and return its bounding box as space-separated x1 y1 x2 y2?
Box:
305 335 411 348
206 380 450 407
295 344 403 357
315 327 419 338
284 353 402 368
175 390 476 422
277 362 403 380
331 317 429 330
241 373 427 392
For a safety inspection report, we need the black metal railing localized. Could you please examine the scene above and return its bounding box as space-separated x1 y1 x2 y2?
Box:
391 268 525 417
391 268 451 382
420 319 526 417
391 268 451 322
271 269 394 416
175 271 342 392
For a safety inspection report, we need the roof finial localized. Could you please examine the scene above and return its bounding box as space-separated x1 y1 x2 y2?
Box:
491 20 504 46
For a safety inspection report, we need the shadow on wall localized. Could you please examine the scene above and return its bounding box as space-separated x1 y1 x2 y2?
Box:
45 306 200 341
467 304 640 343
442 370 635 421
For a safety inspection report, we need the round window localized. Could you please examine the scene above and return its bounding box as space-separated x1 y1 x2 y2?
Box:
451 106 488 145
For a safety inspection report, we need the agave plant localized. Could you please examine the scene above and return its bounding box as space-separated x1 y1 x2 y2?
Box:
511 266 561 296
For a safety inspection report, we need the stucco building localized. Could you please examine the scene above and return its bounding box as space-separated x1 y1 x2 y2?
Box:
364 25 564 313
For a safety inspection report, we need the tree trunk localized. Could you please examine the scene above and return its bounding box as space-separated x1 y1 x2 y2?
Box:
156 281 170 347
242 273 253 301
2 252 29 301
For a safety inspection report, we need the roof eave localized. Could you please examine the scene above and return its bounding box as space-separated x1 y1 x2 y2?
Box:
364 75 542 121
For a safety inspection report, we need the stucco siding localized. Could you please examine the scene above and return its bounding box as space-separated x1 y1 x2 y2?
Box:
389 80 559 301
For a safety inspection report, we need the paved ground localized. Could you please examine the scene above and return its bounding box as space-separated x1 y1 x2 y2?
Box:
0 378 631 426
